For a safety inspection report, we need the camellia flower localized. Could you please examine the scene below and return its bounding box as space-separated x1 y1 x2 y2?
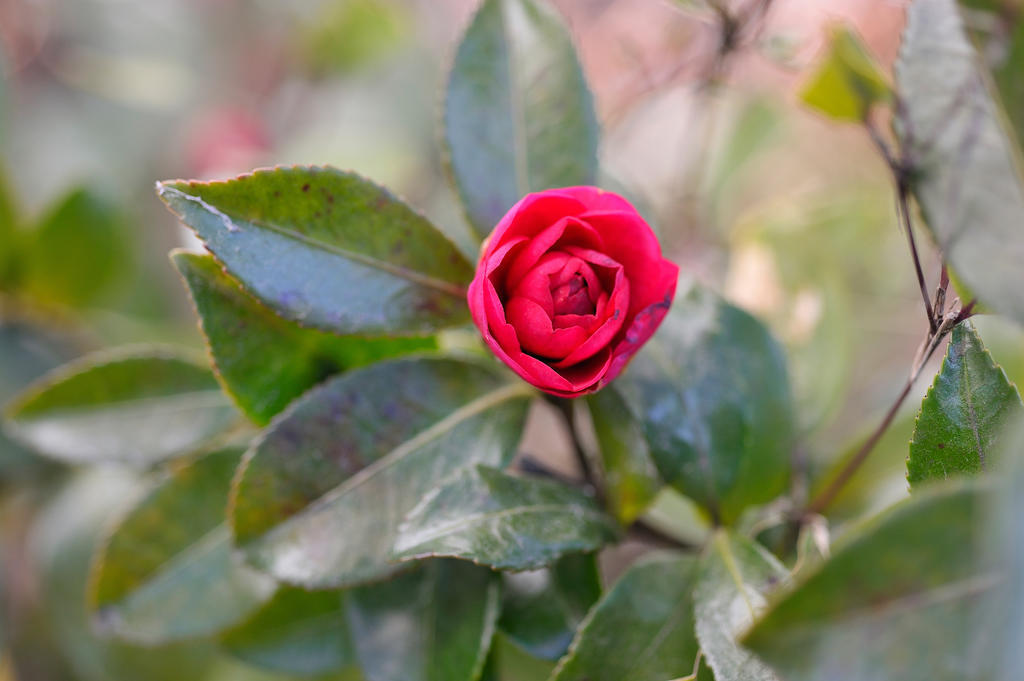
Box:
467 186 678 397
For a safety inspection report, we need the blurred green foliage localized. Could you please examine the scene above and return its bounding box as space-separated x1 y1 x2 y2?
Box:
3 0 1024 679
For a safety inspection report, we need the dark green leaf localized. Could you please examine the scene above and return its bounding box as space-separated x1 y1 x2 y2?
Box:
173 251 434 425
908 321 1024 487
157 166 474 336
347 559 500 681
444 0 599 239
24 188 128 307
230 357 533 588
220 587 357 676
392 465 618 570
694 531 786 681
743 480 998 681
800 25 890 121
896 0 1024 325
3 347 238 465
498 553 601 661
585 387 662 524
616 280 794 525
550 552 702 681
89 448 274 643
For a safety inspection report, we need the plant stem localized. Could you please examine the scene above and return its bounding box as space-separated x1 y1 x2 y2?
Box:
804 111 966 516
803 304 964 516
545 398 696 551
865 113 936 332
896 184 937 333
803 378 914 516
552 398 603 503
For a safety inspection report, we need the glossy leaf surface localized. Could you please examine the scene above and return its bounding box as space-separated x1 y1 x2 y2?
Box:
744 481 997 681
158 166 473 336
393 465 618 570
616 280 794 525
585 387 662 524
4 348 237 465
498 553 601 661
908 322 1024 487
173 251 433 425
444 0 599 239
346 559 500 681
230 357 533 587
220 587 356 676
694 532 786 681
550 552 704 681
89 448 275 643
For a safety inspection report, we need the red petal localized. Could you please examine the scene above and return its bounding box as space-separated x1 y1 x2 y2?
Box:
559 348 614 394
602 278 678 386
504 217 603 291
506 296 588 359
554 270 629 367
578 210 672 317
485 192 586 255
482 236 529 276
556 187 636 213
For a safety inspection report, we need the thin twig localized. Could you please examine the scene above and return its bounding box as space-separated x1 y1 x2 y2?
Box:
517 452 696 551
804 300 965 516
934 265 949 320
896 184 937 333
866 112 936 333
804 377 914 516
956 298 978 324
549 398 696 551
551 398 604 503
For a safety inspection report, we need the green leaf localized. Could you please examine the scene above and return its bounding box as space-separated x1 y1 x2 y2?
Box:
694 531 786 681
30 470 218 681
347 559 501 681
0 172 21 290
23 188 128 307
172 251 434 425
616 280 794 525
0 319 78 485
585 387 662 524
230 357 533 588
743 480 998 681
220 587 357 676
392 465 618 570
483 633 558 681
908 321 1024 487
550 552 703 681
988 19 1024 147
498 553 601 661
895 0 1024 325
3 347 238 465
800 25 890 121
444 0 599 239
89 448 274 644
157 166 474 336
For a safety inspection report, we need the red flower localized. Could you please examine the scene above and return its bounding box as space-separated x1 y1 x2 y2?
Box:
467 187 678 397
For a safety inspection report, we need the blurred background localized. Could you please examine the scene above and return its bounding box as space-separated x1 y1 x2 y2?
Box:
1 0 1022 679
